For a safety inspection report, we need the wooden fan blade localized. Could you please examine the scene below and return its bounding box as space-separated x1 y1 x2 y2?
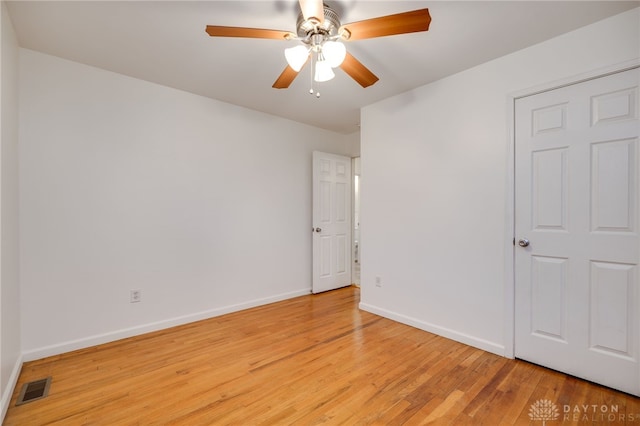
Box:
299 0 324 24
340 52 379 88
273 54 310 89
341 9 431 41
273 65 300 89
205 26 293 40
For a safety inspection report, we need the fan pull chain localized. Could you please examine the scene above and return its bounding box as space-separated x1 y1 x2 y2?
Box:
309 51 314 95
309 51 320 98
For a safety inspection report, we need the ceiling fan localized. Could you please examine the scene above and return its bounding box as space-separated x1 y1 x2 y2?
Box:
205 0 431 93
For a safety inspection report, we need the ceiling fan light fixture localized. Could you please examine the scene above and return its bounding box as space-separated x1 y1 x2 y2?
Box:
314 59 335 82
322 41 346 68
207 4 431 92
285 45 310 72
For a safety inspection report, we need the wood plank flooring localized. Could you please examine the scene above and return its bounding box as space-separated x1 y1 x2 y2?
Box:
5 286 640 425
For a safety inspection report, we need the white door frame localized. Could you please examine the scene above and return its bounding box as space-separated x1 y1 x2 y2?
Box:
504 59 640 359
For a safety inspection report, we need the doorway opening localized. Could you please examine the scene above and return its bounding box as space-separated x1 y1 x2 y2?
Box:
352 157 361 286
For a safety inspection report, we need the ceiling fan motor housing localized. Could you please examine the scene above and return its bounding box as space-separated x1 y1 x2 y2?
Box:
296 4 341 39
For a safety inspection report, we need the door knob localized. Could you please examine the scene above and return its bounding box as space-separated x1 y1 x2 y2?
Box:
518 238 530 247
315 227 322 233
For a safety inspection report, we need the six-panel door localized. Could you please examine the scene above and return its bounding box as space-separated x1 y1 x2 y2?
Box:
312 151 352 293
515 68 640 396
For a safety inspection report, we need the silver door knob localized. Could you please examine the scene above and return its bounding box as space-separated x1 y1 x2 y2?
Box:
315 227 322 233
518 238 530 247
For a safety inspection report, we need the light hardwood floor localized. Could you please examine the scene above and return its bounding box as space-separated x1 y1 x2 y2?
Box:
5 286 640 425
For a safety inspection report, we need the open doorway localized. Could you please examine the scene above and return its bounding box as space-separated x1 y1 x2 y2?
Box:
352 157 361 286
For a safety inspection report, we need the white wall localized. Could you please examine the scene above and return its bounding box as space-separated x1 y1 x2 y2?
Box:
0 1 21 420
360 8 640 355
19 49 357 359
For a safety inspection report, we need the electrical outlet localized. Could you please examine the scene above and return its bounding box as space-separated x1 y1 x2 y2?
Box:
375 276 382 287
130 289 141 303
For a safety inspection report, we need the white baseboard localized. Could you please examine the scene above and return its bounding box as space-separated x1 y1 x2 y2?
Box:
359 302 506 357
22 288 310 362
1 353 23 423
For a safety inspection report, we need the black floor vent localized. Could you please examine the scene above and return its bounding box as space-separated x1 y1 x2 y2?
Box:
15 377 52 406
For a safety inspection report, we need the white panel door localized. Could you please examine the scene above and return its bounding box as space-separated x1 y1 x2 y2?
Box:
515 68 640 396
312 151 352 293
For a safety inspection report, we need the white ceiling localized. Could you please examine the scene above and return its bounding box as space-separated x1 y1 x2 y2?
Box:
6 1 639 134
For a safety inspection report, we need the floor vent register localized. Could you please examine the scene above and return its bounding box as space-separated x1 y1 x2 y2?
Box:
15 377 52 405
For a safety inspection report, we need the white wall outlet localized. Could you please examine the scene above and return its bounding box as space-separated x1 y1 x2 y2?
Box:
130 289 141 303
375 276 382 287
